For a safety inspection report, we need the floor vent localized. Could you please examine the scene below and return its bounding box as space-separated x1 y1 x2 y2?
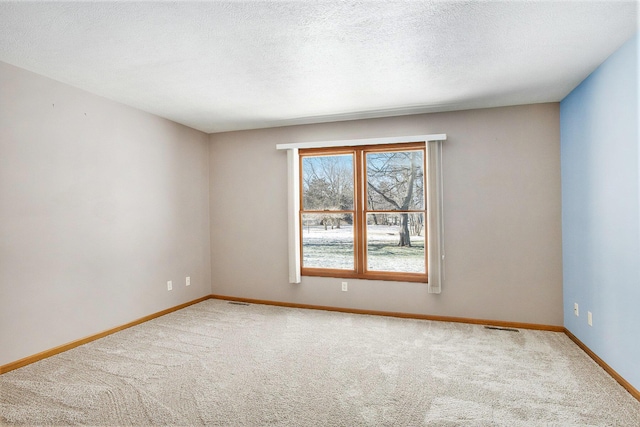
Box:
484 326 519 332
228 302 250 306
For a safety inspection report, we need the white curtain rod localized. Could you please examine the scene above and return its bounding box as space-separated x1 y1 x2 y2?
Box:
276 134 447 150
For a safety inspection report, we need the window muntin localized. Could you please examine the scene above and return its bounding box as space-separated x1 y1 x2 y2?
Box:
299 143 427 282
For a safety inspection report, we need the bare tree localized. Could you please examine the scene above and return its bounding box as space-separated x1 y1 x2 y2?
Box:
366 151 423 247
302 151 423 246
302 155 353 229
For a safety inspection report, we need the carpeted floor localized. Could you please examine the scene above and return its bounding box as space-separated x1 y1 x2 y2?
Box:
1 299 639 426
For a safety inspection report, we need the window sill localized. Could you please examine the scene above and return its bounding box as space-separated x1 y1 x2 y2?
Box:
301 268 428 283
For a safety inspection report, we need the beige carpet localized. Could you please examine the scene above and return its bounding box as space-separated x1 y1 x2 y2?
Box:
1 299 639 426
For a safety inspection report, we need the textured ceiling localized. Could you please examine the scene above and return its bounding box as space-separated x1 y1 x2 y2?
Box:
0 1 638 134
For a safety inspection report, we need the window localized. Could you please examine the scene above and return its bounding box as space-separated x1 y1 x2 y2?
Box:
300 143 427 282
277 134 445 292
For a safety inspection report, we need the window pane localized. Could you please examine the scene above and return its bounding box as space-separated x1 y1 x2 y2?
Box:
367 213 425 273
302 213 354 270
302 154 354 210
366 151 424 211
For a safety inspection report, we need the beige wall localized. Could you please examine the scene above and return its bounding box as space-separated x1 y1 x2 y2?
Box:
0 62 211 366
209 104 563 325
0 59 563 368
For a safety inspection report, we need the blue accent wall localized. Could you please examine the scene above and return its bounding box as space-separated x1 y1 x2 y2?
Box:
561 33 639 390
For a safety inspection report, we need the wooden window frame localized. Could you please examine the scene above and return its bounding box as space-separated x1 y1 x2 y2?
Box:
299 142 428 283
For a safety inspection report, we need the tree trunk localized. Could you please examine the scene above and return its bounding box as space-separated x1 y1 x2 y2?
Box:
398 213 411 247
367 152 419 247
368 194 378 225
397 153 418 247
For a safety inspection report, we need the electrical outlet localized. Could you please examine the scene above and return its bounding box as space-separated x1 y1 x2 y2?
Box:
167 280 173 291
588 311 592 326
574 303 579 316
341 281 348 292
186 277 191 286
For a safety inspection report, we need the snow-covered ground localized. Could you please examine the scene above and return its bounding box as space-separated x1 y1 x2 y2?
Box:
302 224 425 273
